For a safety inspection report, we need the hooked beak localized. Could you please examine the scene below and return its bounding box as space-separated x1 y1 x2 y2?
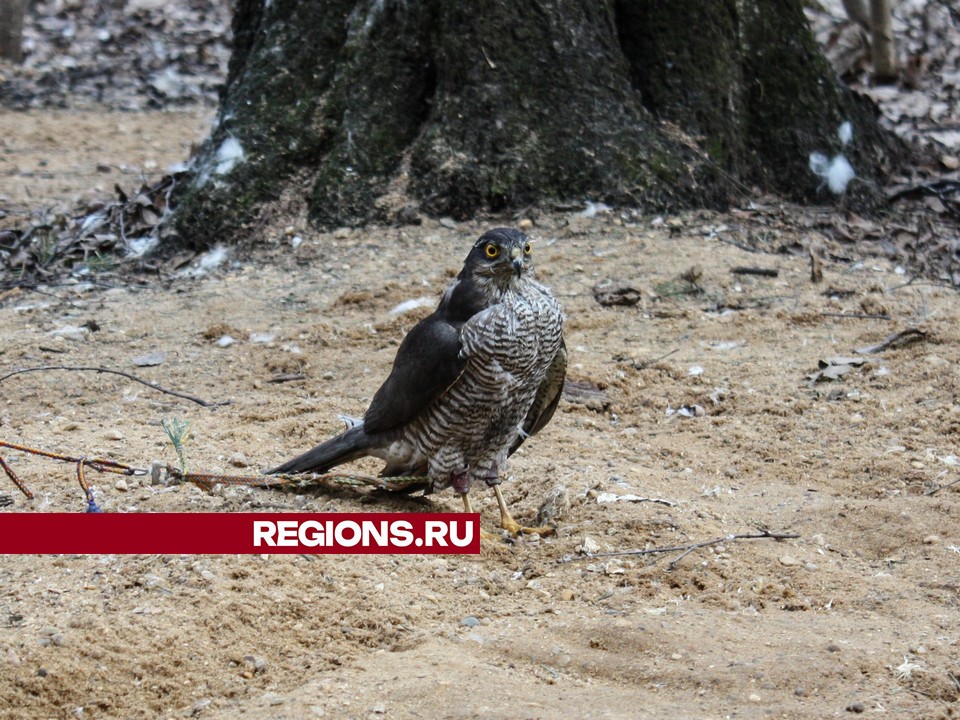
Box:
510 247 523 278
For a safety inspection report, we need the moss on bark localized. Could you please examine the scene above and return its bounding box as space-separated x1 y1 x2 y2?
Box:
172 0 906 248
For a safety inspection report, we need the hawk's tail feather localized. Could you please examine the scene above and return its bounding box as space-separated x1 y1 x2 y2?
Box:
266 425 374 475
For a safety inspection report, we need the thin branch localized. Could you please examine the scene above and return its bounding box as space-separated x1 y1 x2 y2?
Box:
886 279 960 294
821 312 892 320
730 266 779 277
560 530 800 569
714 235 764 254
925 477 960 496
854 327 927 354
631 348 679 370
0 365 231 407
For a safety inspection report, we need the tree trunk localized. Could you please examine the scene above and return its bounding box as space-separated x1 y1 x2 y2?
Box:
173 0 906 249
870 0 898 83
841 0 871 32
0 0 28 63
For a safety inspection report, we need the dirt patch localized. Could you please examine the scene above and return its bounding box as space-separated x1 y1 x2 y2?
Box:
1 110 959 720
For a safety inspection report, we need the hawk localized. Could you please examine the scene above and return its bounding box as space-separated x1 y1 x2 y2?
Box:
268 228 566 535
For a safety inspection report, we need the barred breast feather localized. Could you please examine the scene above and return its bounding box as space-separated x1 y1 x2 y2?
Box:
403 277 564 490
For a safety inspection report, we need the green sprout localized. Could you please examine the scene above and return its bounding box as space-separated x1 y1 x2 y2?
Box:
161 418 191 476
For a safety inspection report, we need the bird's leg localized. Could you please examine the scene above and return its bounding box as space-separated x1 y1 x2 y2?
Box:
492 484 555 537
453 471 505 544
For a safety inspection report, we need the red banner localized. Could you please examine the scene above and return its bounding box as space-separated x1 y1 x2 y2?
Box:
0 513 480 554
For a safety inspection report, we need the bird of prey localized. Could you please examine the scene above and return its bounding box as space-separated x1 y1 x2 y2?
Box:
268 228 566 535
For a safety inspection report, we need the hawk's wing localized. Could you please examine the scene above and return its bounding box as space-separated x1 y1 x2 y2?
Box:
363 312 467 434
509 339 567 455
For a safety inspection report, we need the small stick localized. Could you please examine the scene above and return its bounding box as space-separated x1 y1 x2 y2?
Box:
821 312 892 320
268 373 307 384
561 530 800 568
925 477 960 497
730 267 779 277
715 236 762 254
855 328 927 354
0 366 231 407
632 348 679 370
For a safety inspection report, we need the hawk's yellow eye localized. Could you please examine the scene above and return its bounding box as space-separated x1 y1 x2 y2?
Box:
523 242 532 255
484 243 500 259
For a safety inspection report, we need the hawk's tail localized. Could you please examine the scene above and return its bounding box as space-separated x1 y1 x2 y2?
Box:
266 425 374 475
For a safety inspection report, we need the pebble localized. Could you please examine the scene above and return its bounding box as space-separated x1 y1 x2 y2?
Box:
846 702 865 713
61 422 80 431
560 589 575 601
460 616 480 628
216 335 235 347
794 687 807 697
371 703 386 714
922 535 940 545
228 452 250 468
50 325 88 341
518 218 534 230
200 570 215 582
115 479 129 492
580 536 601 555
778 555 802 567
104 429 124 441
748 693 761 702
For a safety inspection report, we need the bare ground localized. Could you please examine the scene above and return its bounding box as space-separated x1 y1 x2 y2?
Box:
1 109 959 720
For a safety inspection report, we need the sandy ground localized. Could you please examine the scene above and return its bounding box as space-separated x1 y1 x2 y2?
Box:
1 109 959 720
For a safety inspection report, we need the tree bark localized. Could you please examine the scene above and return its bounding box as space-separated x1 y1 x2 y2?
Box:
172 0 906 249
841 0 871 32
870 0 898 83
0 0 28 63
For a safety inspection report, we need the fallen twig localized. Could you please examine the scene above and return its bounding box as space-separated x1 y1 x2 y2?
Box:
268 373 307 384
595 492 677 507
0 365 231 407
821 312 892 320
730 266 779 277
630 348 679 370
925 477 960 497
855 328 927 354
560 530 800 570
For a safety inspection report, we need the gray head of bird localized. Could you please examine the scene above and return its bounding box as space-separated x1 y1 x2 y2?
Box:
464 228 534 292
